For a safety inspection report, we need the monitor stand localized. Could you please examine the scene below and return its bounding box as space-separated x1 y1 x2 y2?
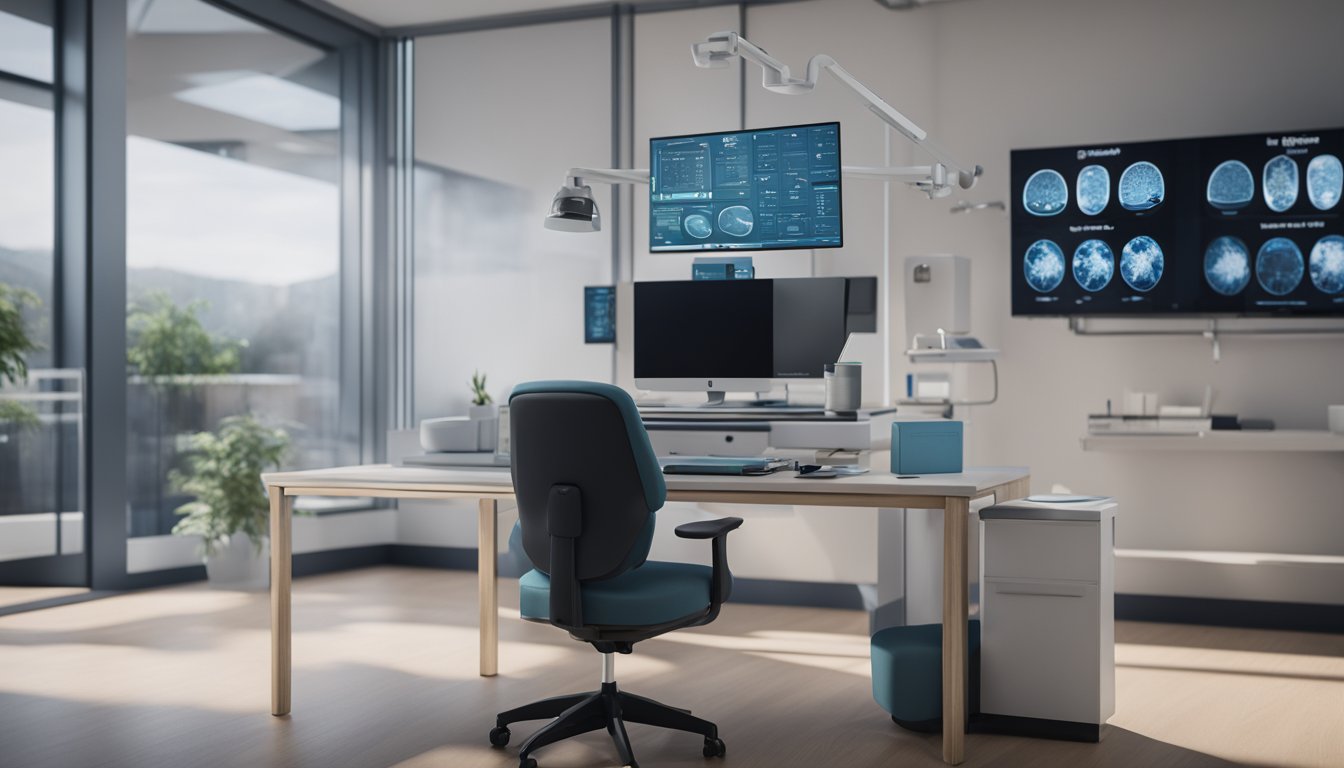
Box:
704 390 727 406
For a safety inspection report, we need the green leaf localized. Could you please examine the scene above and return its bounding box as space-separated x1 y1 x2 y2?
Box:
171 414 290 557
127 292 244 380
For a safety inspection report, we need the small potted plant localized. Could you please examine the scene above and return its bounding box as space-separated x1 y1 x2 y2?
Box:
469 370 499 451
170 414 289 590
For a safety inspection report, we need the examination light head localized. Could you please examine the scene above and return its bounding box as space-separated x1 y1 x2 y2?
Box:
544 182 600 232
691 31 738 68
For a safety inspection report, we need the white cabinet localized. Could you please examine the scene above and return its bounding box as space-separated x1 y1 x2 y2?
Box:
979 498 1116 730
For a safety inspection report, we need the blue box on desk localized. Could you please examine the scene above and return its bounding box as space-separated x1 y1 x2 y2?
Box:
890 421 963 474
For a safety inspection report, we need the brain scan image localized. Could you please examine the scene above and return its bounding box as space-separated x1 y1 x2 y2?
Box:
1120 235 1164 291
1206 160 1254 211
1118 161 1165 211
1307 154 1342 211
683 213 712 239
1203 236 1251 296
1023 169 1068 216
1262 155 1299 212
1075 165 1110 216
717 206 754 237
1023 239 1066 292
1256 237 1304 295
1309 235 1344 294
1072 239 1114 292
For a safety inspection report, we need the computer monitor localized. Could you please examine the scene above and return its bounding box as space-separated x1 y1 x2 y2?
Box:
649 122 843 252
633 277 873 403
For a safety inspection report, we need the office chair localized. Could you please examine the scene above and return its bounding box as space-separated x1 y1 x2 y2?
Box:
489 380 742 768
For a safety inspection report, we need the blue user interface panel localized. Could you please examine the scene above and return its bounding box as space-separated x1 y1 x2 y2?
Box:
650 122 842 252
584 285 615 344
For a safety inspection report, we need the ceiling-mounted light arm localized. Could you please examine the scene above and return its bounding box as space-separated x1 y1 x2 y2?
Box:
691 31 982 197
564 167 650 187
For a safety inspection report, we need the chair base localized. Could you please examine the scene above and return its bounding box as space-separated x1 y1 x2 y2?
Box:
492 681 725 768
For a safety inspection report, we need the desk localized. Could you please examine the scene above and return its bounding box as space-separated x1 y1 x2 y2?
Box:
262 463 1030 765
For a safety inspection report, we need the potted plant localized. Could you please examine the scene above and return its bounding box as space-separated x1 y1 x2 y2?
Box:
0 283 42 512
468 370 499 451
170 414 289 589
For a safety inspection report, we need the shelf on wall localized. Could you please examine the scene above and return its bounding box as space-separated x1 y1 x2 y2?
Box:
1081 430 1344 453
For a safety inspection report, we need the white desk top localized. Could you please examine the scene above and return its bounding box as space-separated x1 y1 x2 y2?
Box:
263 463 1029 500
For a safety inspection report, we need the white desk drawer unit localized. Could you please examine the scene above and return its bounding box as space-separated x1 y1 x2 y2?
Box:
979 496 1117 741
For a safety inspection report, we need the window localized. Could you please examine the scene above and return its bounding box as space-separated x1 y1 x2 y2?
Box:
125 0 359 540
0 1 80 564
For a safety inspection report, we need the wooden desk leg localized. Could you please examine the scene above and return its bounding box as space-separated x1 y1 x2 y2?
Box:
478 498 499 677
942 496 970 765
270 486 293 716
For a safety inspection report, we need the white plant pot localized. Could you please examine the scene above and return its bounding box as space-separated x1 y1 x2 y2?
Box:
204 533 270 591
468 403 498 420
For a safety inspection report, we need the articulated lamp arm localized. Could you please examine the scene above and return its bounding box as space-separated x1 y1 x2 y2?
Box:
691 31 981 197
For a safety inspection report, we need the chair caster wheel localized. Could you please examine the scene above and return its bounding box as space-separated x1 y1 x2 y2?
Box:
703 737 726 757
519 759 538 768
488 726 510 747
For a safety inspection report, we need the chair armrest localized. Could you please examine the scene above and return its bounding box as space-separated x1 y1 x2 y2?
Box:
675 517 743 539
675 517 743 610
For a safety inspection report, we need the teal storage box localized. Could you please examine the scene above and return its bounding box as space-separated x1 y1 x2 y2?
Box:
890 421 963 474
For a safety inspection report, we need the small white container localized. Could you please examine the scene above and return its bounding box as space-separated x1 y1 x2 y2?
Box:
1329 405 1344 434
824 362 862 412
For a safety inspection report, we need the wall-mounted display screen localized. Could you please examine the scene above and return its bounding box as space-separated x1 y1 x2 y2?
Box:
1011 127 1344 316
650 122 842 252
583 285 615 344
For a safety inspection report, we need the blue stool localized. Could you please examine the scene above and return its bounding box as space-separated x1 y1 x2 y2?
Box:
871 621 981 732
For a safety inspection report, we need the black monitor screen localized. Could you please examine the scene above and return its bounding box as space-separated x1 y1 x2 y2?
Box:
650 122 843 252
1011 126 1344 316
634 280 773 379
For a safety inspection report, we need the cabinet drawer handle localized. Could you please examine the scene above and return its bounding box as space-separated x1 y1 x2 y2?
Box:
990 583 1086 598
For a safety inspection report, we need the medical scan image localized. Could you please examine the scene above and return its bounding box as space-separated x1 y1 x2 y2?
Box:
1309 235 1344 294
1023 239 1066 292
1262 155 1300 212
1306 154 1342 211
683 212 713 239
1118 161 1165 211
1206 160 1254 211
1256 237 1305 295
1023 169 1068 216
1203 236 1251 296
1120 235 1164 291
1072 239 1115 291
717 205 755 237
1075 165 1111 215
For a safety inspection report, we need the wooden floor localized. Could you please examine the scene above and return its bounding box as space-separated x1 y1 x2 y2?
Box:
0 567 1340 768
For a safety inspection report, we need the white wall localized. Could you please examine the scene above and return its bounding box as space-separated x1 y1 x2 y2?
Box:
400 0 1344 603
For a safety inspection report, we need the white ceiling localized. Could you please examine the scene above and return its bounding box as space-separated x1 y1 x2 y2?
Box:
319 0 677 29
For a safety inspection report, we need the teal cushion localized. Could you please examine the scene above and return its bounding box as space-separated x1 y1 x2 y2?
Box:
870 621 980 723
509 381 666 513
520 561 716 627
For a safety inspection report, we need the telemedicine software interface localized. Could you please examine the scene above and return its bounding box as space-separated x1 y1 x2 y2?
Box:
649 122 842 252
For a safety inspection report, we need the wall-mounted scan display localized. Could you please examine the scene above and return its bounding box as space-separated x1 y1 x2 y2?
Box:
649 122 842 252
1011 126 1344 316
